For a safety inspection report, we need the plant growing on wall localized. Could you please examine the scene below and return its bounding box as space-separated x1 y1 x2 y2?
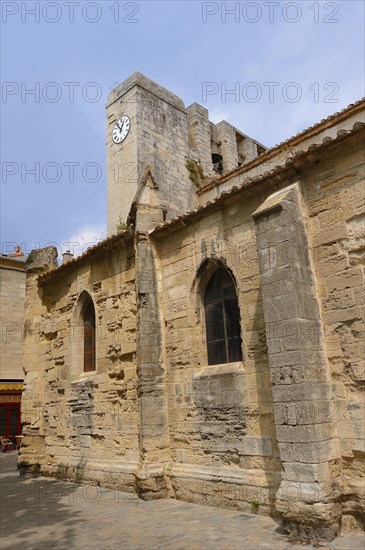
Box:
186 159 205 188
116 216 128 233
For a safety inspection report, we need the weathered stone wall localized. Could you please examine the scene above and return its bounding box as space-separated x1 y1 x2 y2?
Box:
152 190 283 516
20 240 140 491
134 231 172 499
252 182 342 541
150 131 364 535
187 103 214 176
304 138 365 531
106 73 197 233
0 259 26 381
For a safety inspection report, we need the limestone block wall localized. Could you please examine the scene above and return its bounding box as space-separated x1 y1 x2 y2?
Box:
20 240 140 490
106 84 139 235
0 259 26 380
215 121 239 173
187 103 215 176
106 73 197 234
152 191 283 515
252 183 342 541
150 130 364 533
135 85 195 219
304 137 365 529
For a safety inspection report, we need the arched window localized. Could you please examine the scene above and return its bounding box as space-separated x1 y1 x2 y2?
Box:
83 299 96 372
204 268 242 365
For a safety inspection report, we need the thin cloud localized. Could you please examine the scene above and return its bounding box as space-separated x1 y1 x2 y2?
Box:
65 225 106 258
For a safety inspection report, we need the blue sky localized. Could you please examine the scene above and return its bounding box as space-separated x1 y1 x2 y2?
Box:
1 0 364 257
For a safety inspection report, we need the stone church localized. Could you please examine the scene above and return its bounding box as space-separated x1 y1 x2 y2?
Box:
20 73 364 542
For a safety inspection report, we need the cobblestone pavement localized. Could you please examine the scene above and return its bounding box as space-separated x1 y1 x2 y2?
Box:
1 453 364 550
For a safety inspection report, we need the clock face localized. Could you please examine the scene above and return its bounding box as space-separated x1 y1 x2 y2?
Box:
112 115 130 144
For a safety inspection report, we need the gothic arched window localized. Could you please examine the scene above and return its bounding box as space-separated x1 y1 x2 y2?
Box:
83 299 96 372
204 268 242 365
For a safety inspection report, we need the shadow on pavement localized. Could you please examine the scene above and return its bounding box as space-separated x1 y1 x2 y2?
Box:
0 453 79 550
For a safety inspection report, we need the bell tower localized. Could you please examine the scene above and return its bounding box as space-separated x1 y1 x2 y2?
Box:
106 72 196 236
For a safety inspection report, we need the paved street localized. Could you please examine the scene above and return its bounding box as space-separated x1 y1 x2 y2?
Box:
1 453 364 550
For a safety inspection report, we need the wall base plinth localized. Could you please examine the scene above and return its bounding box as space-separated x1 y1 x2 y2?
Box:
276 481 341 542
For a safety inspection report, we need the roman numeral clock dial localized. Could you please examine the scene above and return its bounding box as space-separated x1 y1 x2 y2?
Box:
112 115 130 144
